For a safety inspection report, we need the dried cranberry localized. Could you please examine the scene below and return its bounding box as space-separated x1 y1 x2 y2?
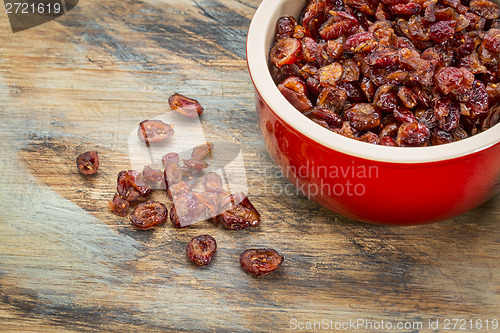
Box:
470 0 500 20
481 104 500 129
484 29 500 53
394 106 418 123
319 11 358 40
396 122 430 147
130 201 168 229
390 2 421 16
434 67 474 95
77 151 99 175
316 86 347 111
278 76 313 112
162 152 179 166
216 194 260 230
240 249 284 278
276 16 296 40
344 32 374 53
202 172 224 193
431 128 455 145
428 21 456 43
270 38 302 67
302 37 318 63
168 94 204 118
137 120 174 144
345 0 377 15
142 165 163 183
345 103 381 131
305 107 343 128
191 142 214 160
184 159 209 171
397 86 417 109
186 235 217 266
319 62 344 87
171 192 204 227
108 194 129 217
117 170 152 202
302 0 326 38
164 163 183 186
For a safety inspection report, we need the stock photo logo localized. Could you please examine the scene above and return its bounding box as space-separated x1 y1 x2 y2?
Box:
127 110 249 228
3 0 78 32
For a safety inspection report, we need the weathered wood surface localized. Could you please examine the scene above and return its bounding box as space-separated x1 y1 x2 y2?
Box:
0 0 498 332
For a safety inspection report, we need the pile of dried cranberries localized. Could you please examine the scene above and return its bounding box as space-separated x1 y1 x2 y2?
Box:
269 0 500 146
100 93 284 277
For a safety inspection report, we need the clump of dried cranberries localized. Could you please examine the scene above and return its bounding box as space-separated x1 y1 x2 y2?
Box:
270 0 500 146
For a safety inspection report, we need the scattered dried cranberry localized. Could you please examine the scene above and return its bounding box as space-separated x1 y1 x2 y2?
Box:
168 93 204 118
117 170 152 202
191 142 214 160
137 120 174 144
77 151 99 175
186 235 217 266
108 194 129 217
162 152 180 166
240 249 284 278
142 165 163 183
216 194 261 230
130 200 168 229
202 172 224 193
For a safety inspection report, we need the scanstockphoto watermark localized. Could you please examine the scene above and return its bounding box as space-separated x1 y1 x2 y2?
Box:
290 318 499 331
290 318 423 331
252 161 379 198
3 0 79 32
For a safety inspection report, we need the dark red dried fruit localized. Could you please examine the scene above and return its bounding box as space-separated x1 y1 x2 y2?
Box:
270 0 500 146
394 106 418 123
171 192 204 228
168 93 204 118
319 11 358 40
434 67 474 95
191 142 214 160
428 21 456 43
77 151 99 175
142 165 163 183
216 194 261 230
202 172 224 193
278 76 313 112
162 152 180 166
276 16 296 40
240 249 284 278
484 29 500 53
138 120 174 144
117 170 152 202
108 194 129 217
470 0 500 19
396 122 430 147
186 235 217 266
345 103 381 131
130 200 168 229
270 38 302 67
184 159 209 171
164 163 183 186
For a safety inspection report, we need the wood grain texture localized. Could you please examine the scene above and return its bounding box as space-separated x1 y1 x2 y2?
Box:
0 0 498 332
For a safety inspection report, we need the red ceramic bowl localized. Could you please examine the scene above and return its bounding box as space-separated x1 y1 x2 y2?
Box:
246 0 500 225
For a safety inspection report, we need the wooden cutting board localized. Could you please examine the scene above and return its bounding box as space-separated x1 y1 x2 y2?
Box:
0 0 498 331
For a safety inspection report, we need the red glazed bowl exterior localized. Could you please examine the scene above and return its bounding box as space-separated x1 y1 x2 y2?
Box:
247 0 500 225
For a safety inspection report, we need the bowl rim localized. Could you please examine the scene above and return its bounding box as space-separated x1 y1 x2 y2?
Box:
246 0 500 164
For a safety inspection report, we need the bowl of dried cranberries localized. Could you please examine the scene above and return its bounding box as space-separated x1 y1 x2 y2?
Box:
247 0 500 225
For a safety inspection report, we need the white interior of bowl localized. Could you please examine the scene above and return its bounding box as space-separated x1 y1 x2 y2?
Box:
247 0 500 163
